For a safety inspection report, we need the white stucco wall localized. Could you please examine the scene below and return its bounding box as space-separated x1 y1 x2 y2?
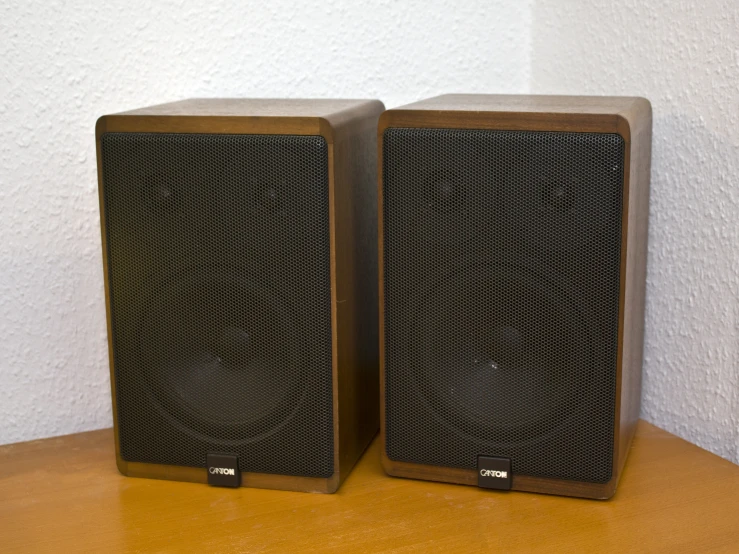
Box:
2 0 737 465
531 0 739 462
0 1 531 445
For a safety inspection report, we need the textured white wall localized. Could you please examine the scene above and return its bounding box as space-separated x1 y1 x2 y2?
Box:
4 0 737 465
0 1 531 445
531 0 739 462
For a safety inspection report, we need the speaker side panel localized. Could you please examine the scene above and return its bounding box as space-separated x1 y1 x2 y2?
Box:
614 101 652 484
326 102 385 486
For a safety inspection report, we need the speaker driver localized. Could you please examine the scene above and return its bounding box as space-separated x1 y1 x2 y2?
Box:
411 262 592 445
137 267 307 443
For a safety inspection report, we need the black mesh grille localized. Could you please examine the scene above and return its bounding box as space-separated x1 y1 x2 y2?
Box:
101 133 333 478
382 128 624 484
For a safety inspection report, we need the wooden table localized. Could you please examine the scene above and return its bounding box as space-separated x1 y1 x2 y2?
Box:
1 420 738 552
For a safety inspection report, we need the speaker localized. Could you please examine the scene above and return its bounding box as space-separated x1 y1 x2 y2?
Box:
96 98 384 493
379 95 651 499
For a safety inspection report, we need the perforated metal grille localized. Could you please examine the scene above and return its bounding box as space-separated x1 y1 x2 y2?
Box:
383 128 624 484
101 133 333 478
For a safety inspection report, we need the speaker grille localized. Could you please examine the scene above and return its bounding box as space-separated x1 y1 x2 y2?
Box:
382 128 625 484
101 133 333 478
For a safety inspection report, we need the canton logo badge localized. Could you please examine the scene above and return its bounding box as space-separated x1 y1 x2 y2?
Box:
206 453 240 488
477 455 512 490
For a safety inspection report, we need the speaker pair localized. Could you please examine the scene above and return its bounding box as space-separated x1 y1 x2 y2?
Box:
96 95 651 498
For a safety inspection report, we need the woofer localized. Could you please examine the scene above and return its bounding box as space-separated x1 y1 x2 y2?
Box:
409 262 593 445
138 269 308 443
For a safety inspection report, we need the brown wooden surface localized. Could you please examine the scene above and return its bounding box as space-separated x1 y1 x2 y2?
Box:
331 100 385 483
617 96 652 487
378 94 649 136
114 98 380 118
95 98 383 493
389 93 647 116
377 94 652 498
1 421 738 553
98 99 384 143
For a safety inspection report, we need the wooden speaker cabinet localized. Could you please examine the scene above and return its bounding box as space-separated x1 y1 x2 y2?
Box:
96 98 384 493
378 95 651 499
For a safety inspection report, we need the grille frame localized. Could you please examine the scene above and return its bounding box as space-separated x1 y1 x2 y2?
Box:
96 99 384 494
377 96 651 500
101 132 334 479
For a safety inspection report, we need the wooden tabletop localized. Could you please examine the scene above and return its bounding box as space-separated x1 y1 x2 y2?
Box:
1 420 738 553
